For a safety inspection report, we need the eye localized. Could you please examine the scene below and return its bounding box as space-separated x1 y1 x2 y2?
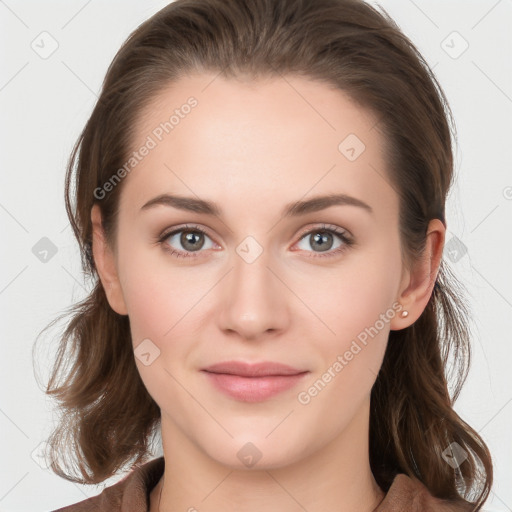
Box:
157 223 354 260
158 224 218 259
293 224 353 258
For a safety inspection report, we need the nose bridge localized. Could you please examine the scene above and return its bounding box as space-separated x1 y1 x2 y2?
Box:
219 235 287 339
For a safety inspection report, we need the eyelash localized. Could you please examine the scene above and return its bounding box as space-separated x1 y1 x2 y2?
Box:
157 223 354 260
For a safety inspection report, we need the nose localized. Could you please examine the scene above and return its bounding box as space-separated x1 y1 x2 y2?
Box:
217 244 290 341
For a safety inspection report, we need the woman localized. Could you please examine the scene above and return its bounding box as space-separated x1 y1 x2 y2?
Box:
39 0 493 510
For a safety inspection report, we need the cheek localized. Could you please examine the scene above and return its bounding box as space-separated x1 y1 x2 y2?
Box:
293 257 402 424
298 243 402 340
115 236 201 336
294 237 403 397
117 251 206 401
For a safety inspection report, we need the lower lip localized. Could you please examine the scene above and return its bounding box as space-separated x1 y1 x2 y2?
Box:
202 371 309 402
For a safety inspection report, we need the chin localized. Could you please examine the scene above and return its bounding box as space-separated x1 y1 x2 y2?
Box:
197 432 310 471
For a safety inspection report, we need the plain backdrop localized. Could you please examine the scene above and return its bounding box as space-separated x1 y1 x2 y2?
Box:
0 1 511 511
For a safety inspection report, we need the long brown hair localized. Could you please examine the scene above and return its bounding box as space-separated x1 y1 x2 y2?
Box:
34 0 493 508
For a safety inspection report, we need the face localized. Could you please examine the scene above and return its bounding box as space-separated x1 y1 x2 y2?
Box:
98 72 411 469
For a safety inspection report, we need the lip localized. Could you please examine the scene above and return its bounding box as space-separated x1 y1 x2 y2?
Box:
201 361 309 402
202 360 306 377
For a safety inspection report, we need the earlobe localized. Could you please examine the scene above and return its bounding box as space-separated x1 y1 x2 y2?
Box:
91 204 128 316
390 219 445 330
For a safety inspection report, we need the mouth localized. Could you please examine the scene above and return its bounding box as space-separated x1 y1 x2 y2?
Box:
201 361 309 402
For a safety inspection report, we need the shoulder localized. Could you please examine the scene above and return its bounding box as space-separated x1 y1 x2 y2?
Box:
52 457 165 512
376 473 475 512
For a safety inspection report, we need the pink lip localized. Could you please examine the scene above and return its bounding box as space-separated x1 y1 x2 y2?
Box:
202 360 306 377
201 361 309 402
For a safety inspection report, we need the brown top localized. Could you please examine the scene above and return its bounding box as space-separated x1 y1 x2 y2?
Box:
52 456 474 512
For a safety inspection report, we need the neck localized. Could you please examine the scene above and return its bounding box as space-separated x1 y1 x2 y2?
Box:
151 397 384 512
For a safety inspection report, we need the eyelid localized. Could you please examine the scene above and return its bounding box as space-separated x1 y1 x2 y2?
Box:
295 222 352 241
157 222 354 258
158 222 352 243
291 223 354 258
157 223 219 250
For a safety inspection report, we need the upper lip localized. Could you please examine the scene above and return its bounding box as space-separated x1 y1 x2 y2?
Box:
202 361 308 377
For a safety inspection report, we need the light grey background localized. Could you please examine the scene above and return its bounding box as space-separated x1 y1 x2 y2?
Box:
0 1 511 511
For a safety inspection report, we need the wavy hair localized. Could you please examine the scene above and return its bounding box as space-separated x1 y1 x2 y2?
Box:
34 0 492 509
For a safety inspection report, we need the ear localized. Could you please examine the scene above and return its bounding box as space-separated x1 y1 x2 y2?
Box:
390 218 445 330
91 204 128 316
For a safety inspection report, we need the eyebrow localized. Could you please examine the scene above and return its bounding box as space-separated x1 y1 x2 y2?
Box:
140 192 373 217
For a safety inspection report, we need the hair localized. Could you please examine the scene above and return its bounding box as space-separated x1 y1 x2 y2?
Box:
34 0 492 509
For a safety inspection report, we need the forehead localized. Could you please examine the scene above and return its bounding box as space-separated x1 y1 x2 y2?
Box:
119 72 396 223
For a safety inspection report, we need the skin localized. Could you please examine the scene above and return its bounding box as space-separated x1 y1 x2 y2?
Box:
91 72 445 512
